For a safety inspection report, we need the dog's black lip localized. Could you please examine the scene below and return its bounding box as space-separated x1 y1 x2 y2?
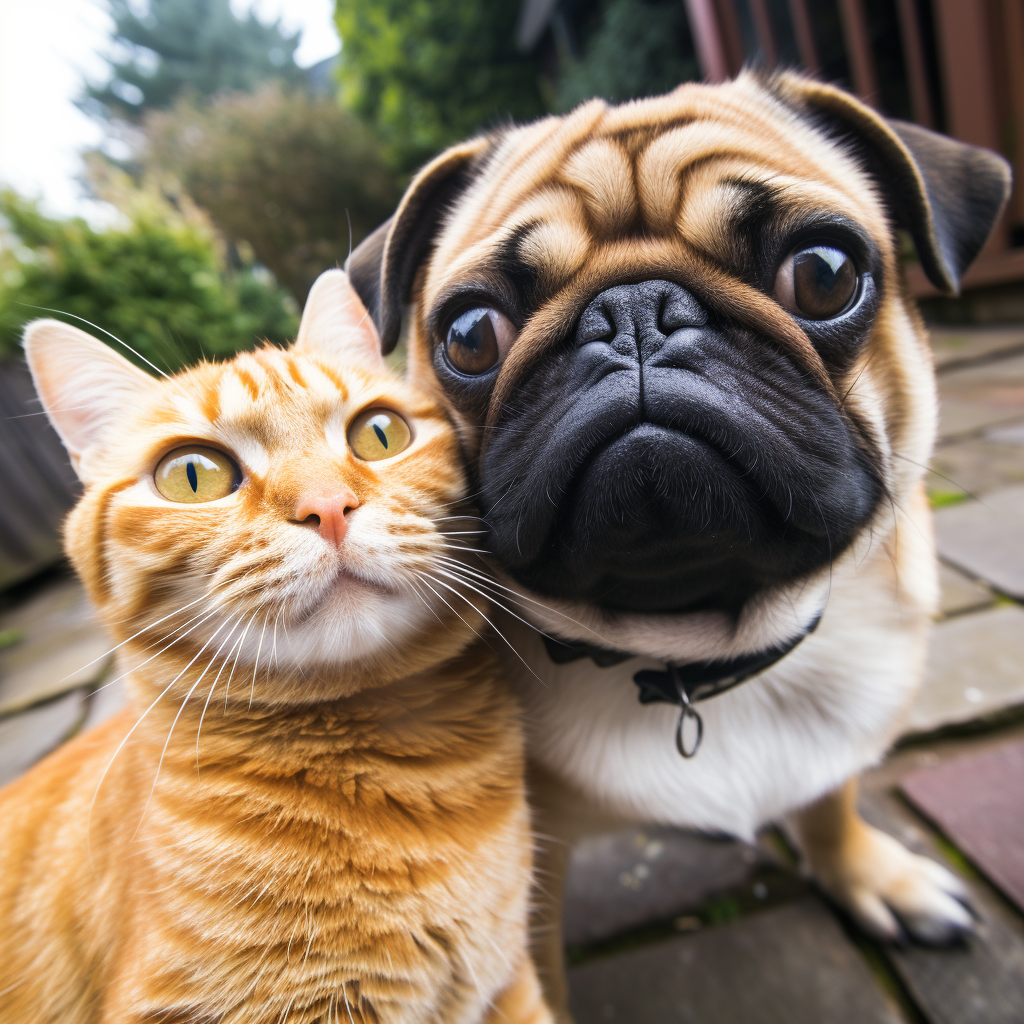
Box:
503 419 741 567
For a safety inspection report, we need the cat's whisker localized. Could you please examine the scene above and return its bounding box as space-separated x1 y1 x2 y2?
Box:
419 572 545 684
133 613 242 838
54 592 211 685
340 980 357 1024
248 611 272 710
225 607 263 710
85 603 229 858
408 579 449 628
457 941 487 1008
195 615 248 773
20 304 171 378
434 554 611 642
83 602 227 727
271 611 282 674
414 575 493 653
429 566 561 644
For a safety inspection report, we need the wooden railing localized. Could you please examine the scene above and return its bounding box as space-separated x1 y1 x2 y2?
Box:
682 0 1024 294
0 361 79 590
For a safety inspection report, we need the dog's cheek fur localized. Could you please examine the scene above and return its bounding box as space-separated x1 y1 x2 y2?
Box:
352 70 1000 628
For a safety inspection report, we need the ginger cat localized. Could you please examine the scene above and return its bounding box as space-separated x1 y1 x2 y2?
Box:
0 271 551 1024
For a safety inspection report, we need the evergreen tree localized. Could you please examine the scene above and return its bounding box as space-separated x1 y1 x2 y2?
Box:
84 0 305 123
556 0 700 112
334 0 546 172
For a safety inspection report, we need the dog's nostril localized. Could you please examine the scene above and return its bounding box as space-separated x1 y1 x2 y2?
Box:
660 288 709 332
577 304 616 345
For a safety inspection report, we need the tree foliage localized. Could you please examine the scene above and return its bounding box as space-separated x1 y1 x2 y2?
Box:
84 0 305 122
556 0 699 112
0 191 297 370
334 0 547 171
144 86 400 303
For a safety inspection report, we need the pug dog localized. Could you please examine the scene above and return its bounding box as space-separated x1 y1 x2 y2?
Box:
346 71 1011 1018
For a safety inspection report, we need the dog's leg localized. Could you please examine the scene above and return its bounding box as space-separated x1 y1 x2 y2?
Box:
792 776 972 944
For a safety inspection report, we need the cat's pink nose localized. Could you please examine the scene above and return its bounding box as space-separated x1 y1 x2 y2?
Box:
294 488 359 547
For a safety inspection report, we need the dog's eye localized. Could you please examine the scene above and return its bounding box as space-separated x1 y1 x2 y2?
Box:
444 308 516 375
155 445 240 503
773 245 858 320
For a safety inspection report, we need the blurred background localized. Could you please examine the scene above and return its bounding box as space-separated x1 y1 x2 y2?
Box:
2 4 1024 1021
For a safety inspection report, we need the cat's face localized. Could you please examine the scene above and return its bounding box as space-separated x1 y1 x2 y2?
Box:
26 272 485 699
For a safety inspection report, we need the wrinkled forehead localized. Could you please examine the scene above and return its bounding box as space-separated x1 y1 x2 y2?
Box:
425 75 888 301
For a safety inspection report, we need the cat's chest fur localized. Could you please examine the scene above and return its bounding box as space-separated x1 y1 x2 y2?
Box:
16 671 531 1024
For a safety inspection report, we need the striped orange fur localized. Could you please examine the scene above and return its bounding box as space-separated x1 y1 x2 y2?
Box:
0 272 551 1024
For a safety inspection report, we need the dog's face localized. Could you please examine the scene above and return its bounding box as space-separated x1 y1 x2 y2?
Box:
349 73 1010 654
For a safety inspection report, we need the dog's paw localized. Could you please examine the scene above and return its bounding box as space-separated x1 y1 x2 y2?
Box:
808 824 973 945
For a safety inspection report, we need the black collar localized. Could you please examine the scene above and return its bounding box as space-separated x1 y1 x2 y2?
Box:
542 614 822 757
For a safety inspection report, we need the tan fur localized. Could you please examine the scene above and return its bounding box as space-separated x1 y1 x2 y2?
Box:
352 71 1006 1018
1 278 552 1024
407 74 920 455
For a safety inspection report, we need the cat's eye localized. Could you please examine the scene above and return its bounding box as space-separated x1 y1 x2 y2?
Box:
348 408 412 461
772 244 858 320
155 446 240 503
444 307 517 375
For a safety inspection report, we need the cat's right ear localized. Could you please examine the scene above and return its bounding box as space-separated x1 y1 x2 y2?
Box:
23 319 156 479
293 269 383 371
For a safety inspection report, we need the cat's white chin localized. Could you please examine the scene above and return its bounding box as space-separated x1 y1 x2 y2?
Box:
292 564 396 627
268 580 432 669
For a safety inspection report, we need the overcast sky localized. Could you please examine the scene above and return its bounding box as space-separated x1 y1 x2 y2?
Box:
0 0 340 221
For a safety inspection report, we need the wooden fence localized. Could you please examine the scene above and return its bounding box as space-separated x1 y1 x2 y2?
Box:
679 0 1024 295
518 0 1024 292
0 360 79 590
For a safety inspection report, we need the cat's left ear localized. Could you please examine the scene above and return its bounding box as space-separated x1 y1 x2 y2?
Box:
293 269 383 371
24 318 157 479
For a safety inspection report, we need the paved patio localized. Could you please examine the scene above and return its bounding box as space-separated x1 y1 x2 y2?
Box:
2 324 1024 1021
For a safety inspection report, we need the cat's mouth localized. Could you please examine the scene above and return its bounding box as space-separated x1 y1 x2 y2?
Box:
290 563 396 626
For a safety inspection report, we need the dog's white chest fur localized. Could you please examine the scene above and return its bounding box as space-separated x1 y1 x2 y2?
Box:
500 546 932 840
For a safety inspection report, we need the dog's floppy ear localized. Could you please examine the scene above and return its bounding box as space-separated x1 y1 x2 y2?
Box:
345 137 492 354
774 74 1011 294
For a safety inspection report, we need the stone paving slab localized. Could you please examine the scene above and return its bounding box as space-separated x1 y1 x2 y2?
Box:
938 563 993 617
928 435 1024 500
901 739 1024 914
568 897 901 1024
931 327 1024 371
859 783 1024 1024
563 826 769 947
0 576 112 715
933 486 1024 599
985 421 1024 446
0 688 85 787
908 606 1024 735
935 353 1024 440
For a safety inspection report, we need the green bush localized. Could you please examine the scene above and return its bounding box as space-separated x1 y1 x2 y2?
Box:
144 86 400 304
0 191 298 371
556 0 700 112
